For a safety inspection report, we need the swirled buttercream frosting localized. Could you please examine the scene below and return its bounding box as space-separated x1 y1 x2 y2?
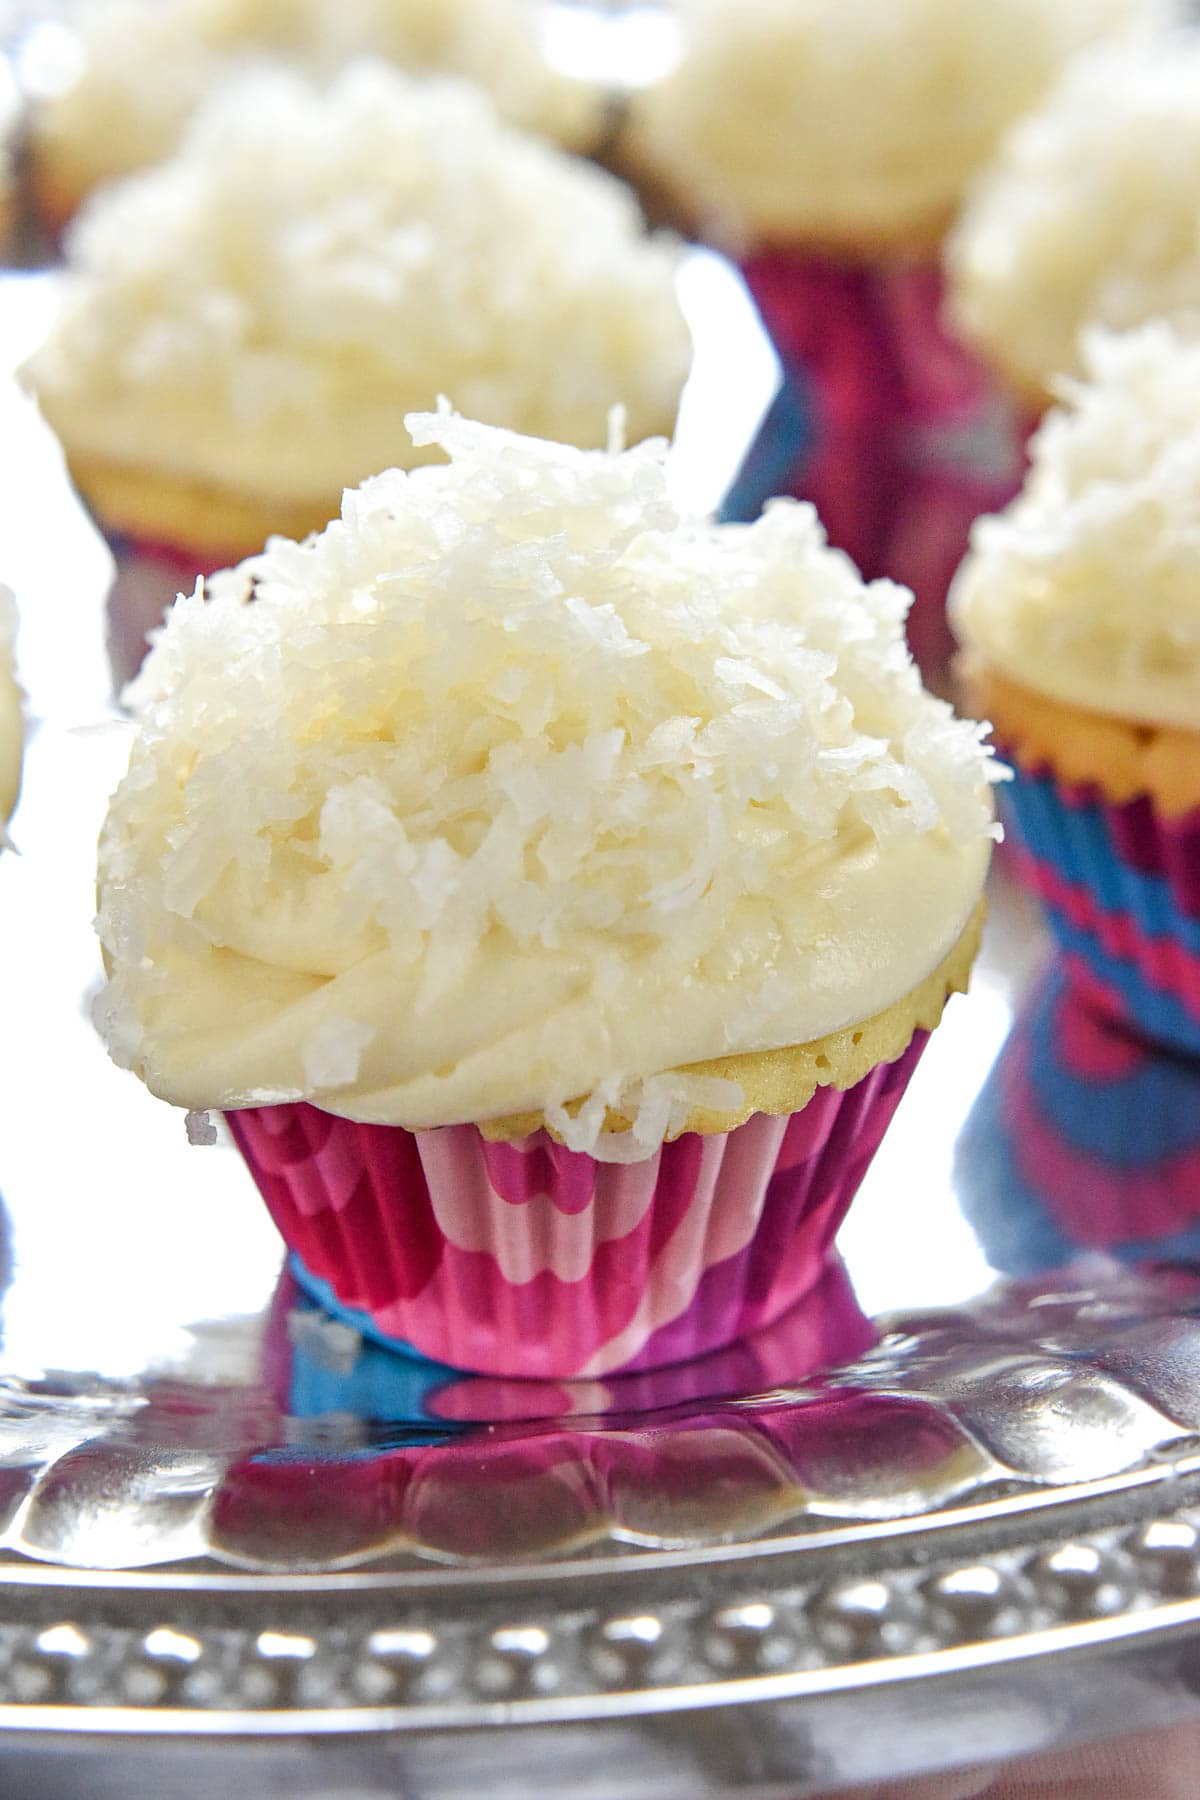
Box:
96 410 999 1145
627 0 1168 249
948 34 1200 403
26 64 689 509
952 324 1200 733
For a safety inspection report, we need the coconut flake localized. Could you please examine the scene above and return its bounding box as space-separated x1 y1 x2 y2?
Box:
184 1108 217 1145
302 1018 375 1091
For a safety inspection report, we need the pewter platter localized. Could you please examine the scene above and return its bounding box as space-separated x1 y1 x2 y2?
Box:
4 244 1200 1799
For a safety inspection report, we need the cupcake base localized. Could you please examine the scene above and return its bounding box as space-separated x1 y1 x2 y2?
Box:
967 663 1200 1056
228 1038 924 1381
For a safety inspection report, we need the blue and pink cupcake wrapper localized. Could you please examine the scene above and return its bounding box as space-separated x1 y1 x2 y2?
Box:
958 962 1200 1277
725 250 1024 673
1003 764 1200 1056
227 1034 925 1381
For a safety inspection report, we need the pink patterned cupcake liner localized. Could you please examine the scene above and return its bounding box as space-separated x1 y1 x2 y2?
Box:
730 250 1025 677
106 532 222 689
227 1034 926 1380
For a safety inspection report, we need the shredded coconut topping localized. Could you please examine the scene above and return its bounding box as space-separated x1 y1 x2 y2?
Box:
33 0 603 197
628 0 1167 248
97 411 997 1152
948 33 1200 402
952 323 1200 731
27 63 689 506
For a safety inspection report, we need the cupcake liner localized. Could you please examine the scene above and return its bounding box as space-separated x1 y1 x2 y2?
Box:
227 1035 924 1380
105 531 219 689
272 1255 874 1427
958 961 1200 1278
1003 763 1200 1054
726 251 1022 675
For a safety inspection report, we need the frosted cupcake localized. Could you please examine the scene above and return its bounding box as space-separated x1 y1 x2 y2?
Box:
947 32 1200 416
624 0 1160 645
27 0 604 232
24 63 689 672
95 408 999 1379
0 587 22 835
951 324 1200 1054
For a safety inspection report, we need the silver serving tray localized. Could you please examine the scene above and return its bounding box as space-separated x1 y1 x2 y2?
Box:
4 255 1200 1798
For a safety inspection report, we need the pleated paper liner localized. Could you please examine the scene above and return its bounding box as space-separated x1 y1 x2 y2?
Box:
227 1035 925 1381
1003 763 1200 1056
725 250 1024 679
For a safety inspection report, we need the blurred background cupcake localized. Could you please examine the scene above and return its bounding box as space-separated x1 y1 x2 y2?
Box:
958 962 1200 1278
21 60 691 680
622 0 1166 674
24 0 606 234
952 323 1200 1055
0 585 22 837
947 28 1200 421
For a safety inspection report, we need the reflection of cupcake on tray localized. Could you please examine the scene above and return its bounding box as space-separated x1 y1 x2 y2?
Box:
26 0 606 233
622 0 1158 668
958 962 1200 1277
93 405 999 1380
21 61 690 683
952 324 1200 1056
271 1256 874 1428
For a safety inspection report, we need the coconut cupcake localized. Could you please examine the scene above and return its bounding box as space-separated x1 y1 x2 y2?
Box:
952 324 1200 1054
0 587 21 836
27 0 604 232
95 408 998 1379
23 62 690 668
947 32 1200 414
624 0 1162 639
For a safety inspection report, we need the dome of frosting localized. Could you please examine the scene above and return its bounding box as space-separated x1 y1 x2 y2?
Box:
26 63 690 513
948 32 1200 403
626 0 1169 249
951 323 1200 731
31 0 603 203
97 408 998 1150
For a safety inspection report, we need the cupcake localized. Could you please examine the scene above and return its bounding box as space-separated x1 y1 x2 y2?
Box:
23 62 690 674
947 30 1200 417
951 324 1200 1054
0 586 22 837
958 962 1200 1279
623 0 1161 662
94 407 998 1379
26 0 605 233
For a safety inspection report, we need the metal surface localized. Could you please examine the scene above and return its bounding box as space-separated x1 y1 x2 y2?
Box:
3 250 1200 1798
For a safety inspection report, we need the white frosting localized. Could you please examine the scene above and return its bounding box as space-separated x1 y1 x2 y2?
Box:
33 0 603 191
96 409 999 1144
27 64 689 510
951 324 1200 731
0 587 23 832
948 34 1200 401
628 0 1167 247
